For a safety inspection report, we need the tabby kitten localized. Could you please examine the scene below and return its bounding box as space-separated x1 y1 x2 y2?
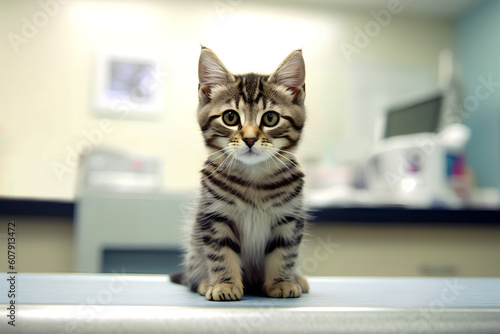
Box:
170 47 309 301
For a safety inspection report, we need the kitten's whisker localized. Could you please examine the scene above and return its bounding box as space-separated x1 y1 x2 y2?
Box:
206 147 229 158
273 154 293 173
203 152 227 169
212 149 238 177
268 153 291 176
204 147 233 169
224 152 237 180
211 154 232 176
275 151 299 167
219 151 233 170
266 153 283 173
302 133 321 143
277 149 298 158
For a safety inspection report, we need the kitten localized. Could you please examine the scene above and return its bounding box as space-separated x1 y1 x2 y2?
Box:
170 46 309 301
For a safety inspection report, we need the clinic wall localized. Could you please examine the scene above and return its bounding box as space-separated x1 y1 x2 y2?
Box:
0 0 454 200
0 217 74 273
2 216 499 277
456 0 500 190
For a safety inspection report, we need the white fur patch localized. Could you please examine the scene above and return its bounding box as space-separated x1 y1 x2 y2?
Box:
234 207 272 282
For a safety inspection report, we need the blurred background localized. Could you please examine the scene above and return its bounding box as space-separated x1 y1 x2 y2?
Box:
0 0 499 277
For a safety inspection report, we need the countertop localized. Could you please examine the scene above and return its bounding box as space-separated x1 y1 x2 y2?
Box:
1 273 499 333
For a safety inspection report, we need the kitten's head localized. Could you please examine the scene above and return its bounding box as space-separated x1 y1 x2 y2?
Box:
197 47 306 166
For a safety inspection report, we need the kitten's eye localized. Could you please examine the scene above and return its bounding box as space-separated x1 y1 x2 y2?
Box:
261 111 280 127
222 110 240 126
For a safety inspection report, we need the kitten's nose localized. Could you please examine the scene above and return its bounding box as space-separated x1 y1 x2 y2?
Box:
243 137 257 148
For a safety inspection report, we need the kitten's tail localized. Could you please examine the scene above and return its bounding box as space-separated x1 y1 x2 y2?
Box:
170 270 202 293
169 270 185 285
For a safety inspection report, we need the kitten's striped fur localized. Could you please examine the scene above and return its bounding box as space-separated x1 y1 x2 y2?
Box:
170 47 309 301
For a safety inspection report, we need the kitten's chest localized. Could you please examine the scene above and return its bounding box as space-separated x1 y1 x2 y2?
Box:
235 207 272 249
233 207 273 266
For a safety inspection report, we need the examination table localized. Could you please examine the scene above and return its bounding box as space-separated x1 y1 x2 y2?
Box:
1 273 499 333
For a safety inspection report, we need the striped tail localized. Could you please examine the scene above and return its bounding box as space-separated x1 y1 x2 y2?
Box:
169 270 184 285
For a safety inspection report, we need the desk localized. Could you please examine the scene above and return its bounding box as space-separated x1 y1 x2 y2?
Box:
1 274 499 333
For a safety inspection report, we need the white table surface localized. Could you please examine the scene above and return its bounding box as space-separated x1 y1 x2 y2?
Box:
1 273 499 333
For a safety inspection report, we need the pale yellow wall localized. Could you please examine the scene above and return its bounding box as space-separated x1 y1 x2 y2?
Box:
0 0 455 200
1 216 498 277
301 224 500 277
0 217 74 273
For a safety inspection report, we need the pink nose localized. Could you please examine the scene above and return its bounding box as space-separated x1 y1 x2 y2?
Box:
243 137 257 148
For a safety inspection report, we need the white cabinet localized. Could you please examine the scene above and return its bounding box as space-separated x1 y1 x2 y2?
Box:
74 191 192 273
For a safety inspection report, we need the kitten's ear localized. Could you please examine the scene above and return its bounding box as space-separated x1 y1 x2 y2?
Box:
269 50 306 103
198 47 234 102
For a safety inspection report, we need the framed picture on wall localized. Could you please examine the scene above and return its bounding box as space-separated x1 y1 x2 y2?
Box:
93 47 163 119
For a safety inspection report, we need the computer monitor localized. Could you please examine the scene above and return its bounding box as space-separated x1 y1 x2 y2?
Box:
383 93 443 139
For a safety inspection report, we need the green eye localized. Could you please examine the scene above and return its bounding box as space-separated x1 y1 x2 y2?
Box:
222 110 240 126
261 111 280 127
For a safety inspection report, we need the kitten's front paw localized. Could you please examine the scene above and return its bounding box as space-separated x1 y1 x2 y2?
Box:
206 282 243 301
296 276 309 293
198 280 208 296
265 281 302 298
